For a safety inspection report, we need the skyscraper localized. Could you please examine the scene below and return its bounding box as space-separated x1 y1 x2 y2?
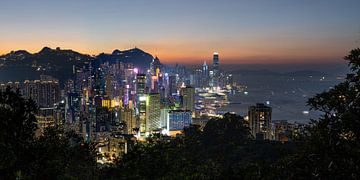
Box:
202 61 209 87
168 75 177 96
138 93 161 136
136 74 147 95
248 103 272 140
146 93 161 132
138 95 147 135
212 52 220 87
180 86 195 112
150 56 161 76
213 52 219 73
120 106 137 134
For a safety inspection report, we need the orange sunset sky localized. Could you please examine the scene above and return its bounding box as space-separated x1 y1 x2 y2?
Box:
0 0 359 64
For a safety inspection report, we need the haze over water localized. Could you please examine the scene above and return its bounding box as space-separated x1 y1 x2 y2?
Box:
220 63 348 122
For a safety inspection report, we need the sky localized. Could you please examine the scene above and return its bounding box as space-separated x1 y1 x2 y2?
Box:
0 0 359 64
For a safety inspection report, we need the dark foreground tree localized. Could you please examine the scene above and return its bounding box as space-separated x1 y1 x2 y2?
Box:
274 48 360 179
0 88 37 178
0 88 98 179
29 127 99 179
107 113 293 179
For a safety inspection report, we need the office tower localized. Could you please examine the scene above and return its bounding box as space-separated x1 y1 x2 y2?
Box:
167 110 192 131
150 56 161 76
168 75 177 96
160 108 170 130
146 93 161 132
180 86 195 112
212 52 220 87
151 75 158 92
202 61 208 77
105 74 113 98
248 103 272 140
202 61 209 87
136 74 146 95
121 106 137 134
94 69 105 96
192 69 202 88
209 70 214 88
138 95 147 135
213 52 219 73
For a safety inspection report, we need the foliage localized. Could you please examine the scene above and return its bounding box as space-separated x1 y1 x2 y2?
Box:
0 88 37 178
273 48 360 179
28 127 99 179
107 113 293 179
0 88 98 179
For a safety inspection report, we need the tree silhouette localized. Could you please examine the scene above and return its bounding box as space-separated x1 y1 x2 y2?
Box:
0 88 98 179
0 88 37 178
274 48 360 179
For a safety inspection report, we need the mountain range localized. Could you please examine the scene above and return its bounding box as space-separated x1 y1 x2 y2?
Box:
0 47 156 83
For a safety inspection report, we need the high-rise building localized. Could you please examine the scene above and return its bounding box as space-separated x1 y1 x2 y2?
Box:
146 93 161 132
138 95 147 135
138 93 161 136
21 79 60 108
212 52 220 87
168 75 177 96
167 110 192 131
248 103 272 140
150 56 161 76
213 52 219 73
202 61 209 87
105 74 115 98
180 86 195 112
121 106 137 134
136 74 146 95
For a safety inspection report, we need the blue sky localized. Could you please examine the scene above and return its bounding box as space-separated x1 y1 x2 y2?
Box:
0 0 359 64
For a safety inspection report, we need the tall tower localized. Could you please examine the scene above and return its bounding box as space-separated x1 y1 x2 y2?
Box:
146 93 161 132
136 74 146 95
212 52 220 87
248 103 272 140
180 86 195 112
213 52 219 74
168 75 177 96
202 61 209 87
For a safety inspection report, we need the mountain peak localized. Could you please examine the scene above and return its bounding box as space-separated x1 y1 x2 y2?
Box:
112 49 122 55
39 47 53 54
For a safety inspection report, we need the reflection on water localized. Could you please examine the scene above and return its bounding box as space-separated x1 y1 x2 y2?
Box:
222 74 342 123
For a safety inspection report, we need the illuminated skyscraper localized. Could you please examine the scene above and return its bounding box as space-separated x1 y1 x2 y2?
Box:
121 106 137 134
202 61 208 77
136 74 146 95
138 95 147 135
202 61 209 87
150 56 161 76
146 93 161 132
138 93 161 136
180 86 195 112
213 52 219 72
248 103 272 140
212 52 220 87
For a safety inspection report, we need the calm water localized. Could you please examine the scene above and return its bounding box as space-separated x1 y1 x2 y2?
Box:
221 66 347 123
